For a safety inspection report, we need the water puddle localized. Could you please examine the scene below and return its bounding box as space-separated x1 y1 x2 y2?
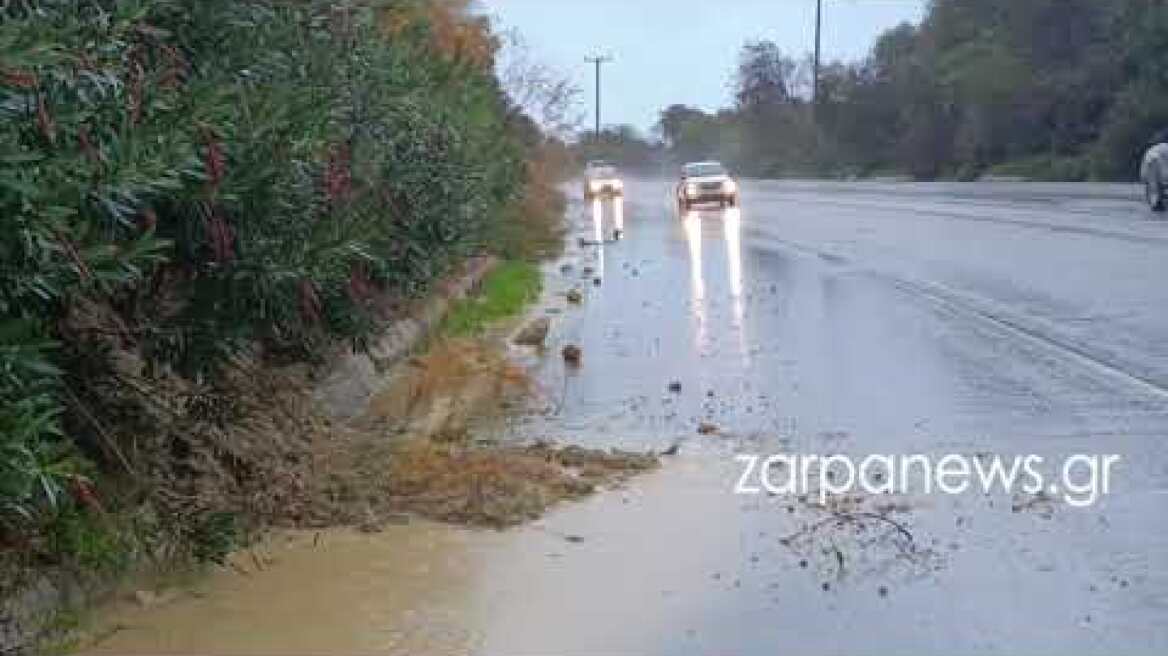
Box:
83 455 748 655
86 524 483 655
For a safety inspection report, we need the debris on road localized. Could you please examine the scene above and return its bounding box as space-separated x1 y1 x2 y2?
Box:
668 381 682 393
134 590 165 608
566 288 584 304
777 491 944 586
513 317 551 346
383 440 659 528
697 421 719 435
358 509 384 534
1011 491 1056 518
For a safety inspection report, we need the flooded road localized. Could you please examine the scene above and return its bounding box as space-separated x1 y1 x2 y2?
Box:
89 178 1168 654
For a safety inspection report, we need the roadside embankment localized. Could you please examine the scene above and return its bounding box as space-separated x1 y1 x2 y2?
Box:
2 258 498 653
23 243 664 653
1 1 573 651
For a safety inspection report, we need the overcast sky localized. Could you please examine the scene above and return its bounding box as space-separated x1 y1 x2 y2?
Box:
480 0 926 134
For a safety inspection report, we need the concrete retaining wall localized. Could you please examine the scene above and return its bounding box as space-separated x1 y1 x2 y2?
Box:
311 255 496 420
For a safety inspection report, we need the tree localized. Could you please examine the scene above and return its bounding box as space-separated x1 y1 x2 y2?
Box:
657 104 709 147
649 1 1166 181
498 30 583 140
734 40 796 111
576 125 661 171
655 105 723 165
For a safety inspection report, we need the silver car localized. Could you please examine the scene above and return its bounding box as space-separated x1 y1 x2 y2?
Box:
676 161 739 211
1141 129 1168 212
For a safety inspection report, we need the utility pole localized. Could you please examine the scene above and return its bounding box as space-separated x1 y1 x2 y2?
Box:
813 0 822 106
585 54 612 139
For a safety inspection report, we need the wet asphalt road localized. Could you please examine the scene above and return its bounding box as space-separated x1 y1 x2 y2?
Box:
501 177 1168 654
528 178 1168 450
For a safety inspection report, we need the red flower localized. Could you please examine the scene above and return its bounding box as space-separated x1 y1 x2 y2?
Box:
159 45 188 89
202 127 226 194
69 476 104 514
299 279 322 323
127 60 145 125
138 208 158 232
348 263 373 301
0 67 37 89
324 143 352 202
36 95 56 143
78 125 100 166
204 207 235 263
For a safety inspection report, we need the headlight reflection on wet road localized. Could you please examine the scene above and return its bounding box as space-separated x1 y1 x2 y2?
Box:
724 208 747 360
683 211 705 301
591 197 604 244
592 196 625 242
591 196 628 277
724 207 743 300
683 211 706 353
683 207 749 360
613 195 624 237
591 197 605 277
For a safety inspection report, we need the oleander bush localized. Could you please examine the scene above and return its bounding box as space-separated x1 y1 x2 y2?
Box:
0 0 556 561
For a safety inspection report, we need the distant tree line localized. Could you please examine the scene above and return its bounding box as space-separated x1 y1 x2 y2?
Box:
575 125 664 172
657 0 1168 181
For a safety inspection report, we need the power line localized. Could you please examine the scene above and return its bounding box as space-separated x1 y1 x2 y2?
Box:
585 54 612 138
813 0 822 106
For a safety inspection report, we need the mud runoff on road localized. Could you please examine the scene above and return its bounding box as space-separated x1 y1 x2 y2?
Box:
80 442 1130 655
70 441 947 656
299 338 659 531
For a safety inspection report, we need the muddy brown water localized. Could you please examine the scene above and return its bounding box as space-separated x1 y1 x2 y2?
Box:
87 525 479 655
86 457 748 655
84 179 1168 654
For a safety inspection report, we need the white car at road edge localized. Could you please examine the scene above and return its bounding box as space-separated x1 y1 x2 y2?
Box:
583 160 623 200
1141 129 1168 212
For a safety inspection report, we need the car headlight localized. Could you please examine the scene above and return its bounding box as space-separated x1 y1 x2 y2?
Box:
590 181 601 191
724 179 737 193
686 183 698 197
613 179 623 189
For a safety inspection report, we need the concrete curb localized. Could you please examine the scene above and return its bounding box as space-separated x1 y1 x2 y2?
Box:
312 255 498 420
